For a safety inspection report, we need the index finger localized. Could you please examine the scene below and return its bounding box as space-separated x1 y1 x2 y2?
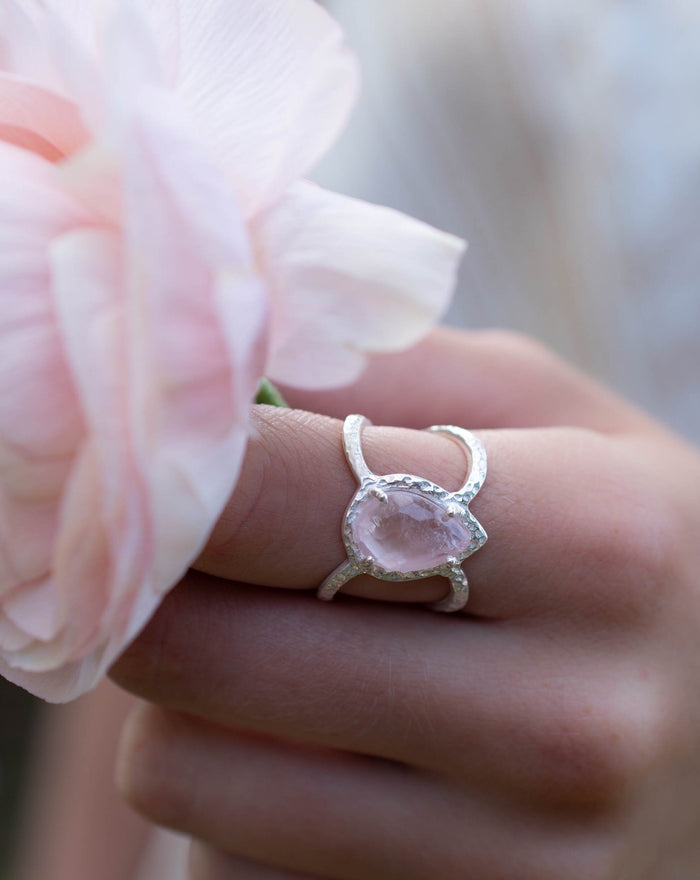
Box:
196 406 654 624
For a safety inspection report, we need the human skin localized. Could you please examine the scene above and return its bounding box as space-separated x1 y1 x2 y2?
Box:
111 327 700 879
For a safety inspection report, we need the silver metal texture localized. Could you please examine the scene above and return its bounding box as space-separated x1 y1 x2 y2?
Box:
318 415 488 612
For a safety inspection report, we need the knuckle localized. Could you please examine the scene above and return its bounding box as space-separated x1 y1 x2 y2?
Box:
539 721 629 806
536 674 673 807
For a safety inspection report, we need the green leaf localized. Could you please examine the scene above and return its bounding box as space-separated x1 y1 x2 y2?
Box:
255 378 289 408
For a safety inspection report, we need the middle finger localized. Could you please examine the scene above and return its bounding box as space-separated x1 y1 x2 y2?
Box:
112 575 659 807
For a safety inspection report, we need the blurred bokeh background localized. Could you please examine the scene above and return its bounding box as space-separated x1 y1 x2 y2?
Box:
0 689 37 880
315 0 700 442
2 0 699 877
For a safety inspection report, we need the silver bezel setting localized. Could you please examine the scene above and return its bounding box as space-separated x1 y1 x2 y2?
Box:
318 415 488 613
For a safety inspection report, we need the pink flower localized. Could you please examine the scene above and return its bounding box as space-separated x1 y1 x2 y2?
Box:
0 0 465 701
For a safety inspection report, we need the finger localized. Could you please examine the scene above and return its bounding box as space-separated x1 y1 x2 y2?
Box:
189 842 320 880
197 407 660 622
118 705 606 880
111 576 660 809
279 327 652 433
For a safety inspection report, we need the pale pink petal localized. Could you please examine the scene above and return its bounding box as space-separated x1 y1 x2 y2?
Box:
49 228 149 644
254 182 466 389
0 142 93 599
0 72 89 160
28 0 358 216
0 443 111 680
123 88 266 590
49 441 123 664
57 142 122 224
0 612 33 652
0 590 154 699
3 576 60 641
94 1 166 138
0 590 117 700
174 0 359 217
0 0 97 115
39 0 180 134
26 231 152 696
0 127 65 162
44 0 180 79
0 652 100 702
0 0 55 86
2 439 155 697
0 472 67 598
42 0 112 44
104 2 162 84
39 1 169 141
2 90 269 703
40 6 106 135
38 1 164 145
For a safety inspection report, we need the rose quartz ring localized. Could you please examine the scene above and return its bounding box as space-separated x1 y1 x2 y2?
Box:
317 415 488 612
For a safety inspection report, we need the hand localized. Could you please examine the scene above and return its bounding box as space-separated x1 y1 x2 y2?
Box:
111 329 700 880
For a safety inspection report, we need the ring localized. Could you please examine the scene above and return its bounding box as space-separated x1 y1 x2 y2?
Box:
318 415 488 613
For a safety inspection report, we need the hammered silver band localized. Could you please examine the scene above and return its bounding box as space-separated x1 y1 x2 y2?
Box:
317 415 488 613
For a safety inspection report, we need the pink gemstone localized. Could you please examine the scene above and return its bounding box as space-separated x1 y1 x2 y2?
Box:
351 488 470 573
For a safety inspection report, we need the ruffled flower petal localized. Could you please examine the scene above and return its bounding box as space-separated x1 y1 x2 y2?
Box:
121 89 267 591
0 612 33 653
0 0 56 87
173 0 359 216
3 575 61 642
0 72 89 160
43 0 179 76
255 182 466 389
0 91 268 701
0 142 92 602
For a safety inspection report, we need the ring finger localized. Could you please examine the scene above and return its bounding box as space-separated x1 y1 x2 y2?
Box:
119 705 607 880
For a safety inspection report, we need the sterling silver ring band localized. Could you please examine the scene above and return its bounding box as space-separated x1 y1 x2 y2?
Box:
317 415 488 613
